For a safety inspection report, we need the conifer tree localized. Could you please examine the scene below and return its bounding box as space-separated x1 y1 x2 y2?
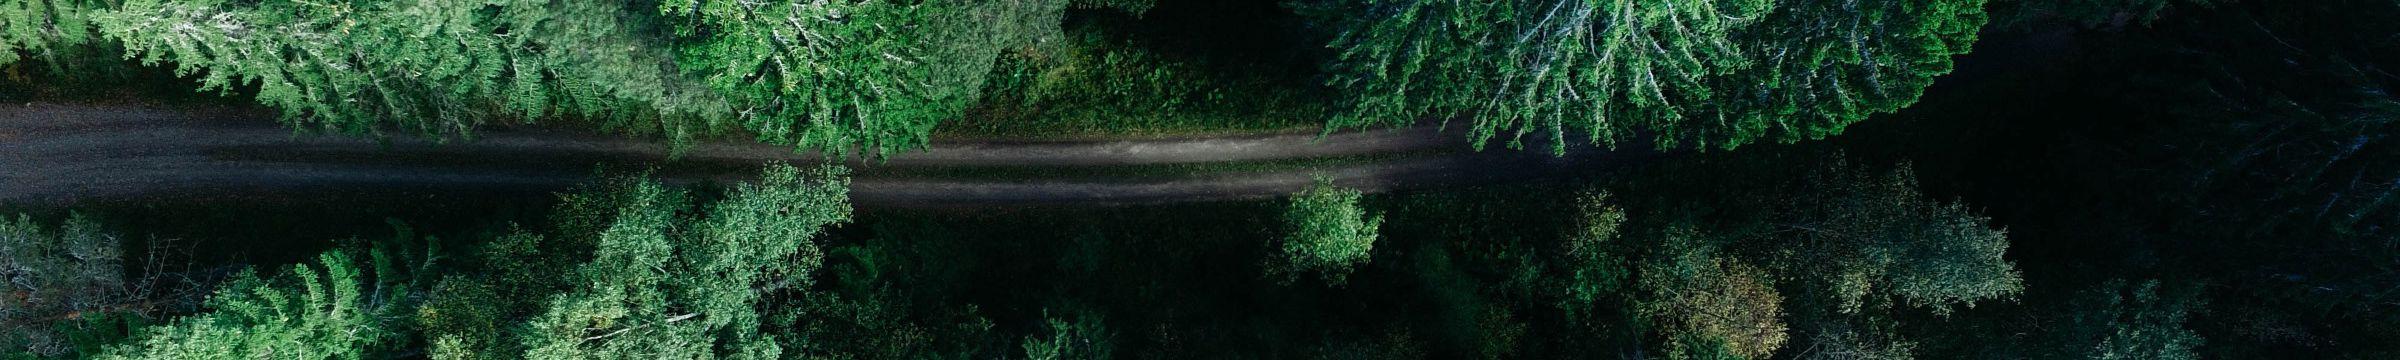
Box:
97 251 398 360
1305 0 1986 153
515 164 850 359
2 214 130 358
1703 0 1986 150
662 0 1073 156
95 0 712 142
1 0 119 77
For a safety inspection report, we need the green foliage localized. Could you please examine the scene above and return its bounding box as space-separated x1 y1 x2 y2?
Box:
415 232 560 360
1304 0 1765 153
1 213 129 358
2055 280 2203 360
85 0 1098 155
780 220 1003 358
1305 0 1985 153
663 0 1072 156
1778 162 2023 314
98 251 397 360
96 0 715 143
963 20 1323 136
0 0 113 73
1791 319 1916 360
1559 191 1629 320
1598 154 2025 358
515 164 850 359
1639 226 1788 360
1071 0 1155 14
1270 178 1384 285
1021 309 1112 360
1706 0 1986 150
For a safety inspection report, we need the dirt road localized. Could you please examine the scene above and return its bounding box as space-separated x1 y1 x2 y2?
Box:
0 103 1617 207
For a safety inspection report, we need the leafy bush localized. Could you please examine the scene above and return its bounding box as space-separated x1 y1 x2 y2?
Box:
1269 178 1383 285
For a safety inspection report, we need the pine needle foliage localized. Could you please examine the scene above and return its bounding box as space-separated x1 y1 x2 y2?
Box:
1707 0 1986 150
95 0 717 143
1 0 119 77
1 214 129 358
516 164 851 359
96 251 398 360
661 0 1074 156
1305 0 1986 154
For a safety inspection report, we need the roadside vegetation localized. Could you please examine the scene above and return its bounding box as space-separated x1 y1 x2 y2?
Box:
5 0 1983 154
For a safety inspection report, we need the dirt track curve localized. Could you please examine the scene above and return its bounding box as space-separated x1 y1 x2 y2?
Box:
0 103 1621 207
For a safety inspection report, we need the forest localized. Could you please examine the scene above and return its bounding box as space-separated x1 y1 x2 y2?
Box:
1 0 2395 359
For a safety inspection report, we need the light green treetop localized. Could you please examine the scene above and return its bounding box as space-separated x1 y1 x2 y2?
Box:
1270 178 1385 286
97 251 395 360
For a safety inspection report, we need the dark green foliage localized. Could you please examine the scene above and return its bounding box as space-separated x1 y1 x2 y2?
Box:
1707 0 1986 150
1776 162 2022 314
81 0 1094 155
97 0 717 143
963 19 1323 136
1308 327 1426 359
415 233 562 360
393 165 859 359
776 220 1005 358
516 164 850 359
1990 0 2214 29
664 0 1072 156
1269 178 1384 285
1837 1 2400 356
2 214 130 358
1021 309 1113 360
1558 191 1629 321
1305 0 1985 153
2061 280 2203 360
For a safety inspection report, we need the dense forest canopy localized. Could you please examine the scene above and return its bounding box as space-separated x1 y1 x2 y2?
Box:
4 0 2399 359
6 157 2040 359
5 0 1990 155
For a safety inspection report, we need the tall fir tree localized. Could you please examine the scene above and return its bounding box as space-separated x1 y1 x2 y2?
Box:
1303 0 1985 153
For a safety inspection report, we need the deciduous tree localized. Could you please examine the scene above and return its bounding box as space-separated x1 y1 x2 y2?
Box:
1269 178 1384 285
